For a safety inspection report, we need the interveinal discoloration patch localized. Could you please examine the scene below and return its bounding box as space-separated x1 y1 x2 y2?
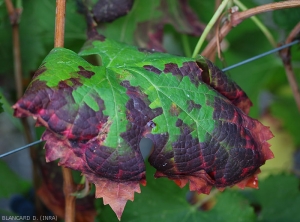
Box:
143 65 162 74
197 58 252 114
78 66 95 78
187 100 201 112
58 77 82 89
33 63 47 78
163 62 203 87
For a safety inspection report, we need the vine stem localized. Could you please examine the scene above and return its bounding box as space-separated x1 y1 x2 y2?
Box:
231 0 300 26
192 0 230 58
5 0 45 217
55 0 66 48
202 0 300 58
5 0 22 98
279 22 300 112
54 1 76 221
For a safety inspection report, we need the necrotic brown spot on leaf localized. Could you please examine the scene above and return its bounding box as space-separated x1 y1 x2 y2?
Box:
169 103 181 116
78 66 95 78
143 65 162 74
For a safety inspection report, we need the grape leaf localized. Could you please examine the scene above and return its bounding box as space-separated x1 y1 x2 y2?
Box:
160 0 204 35
92 0 134 23
252 174 300 222
0 0 85 77
95 0 162 45
13 35 273 219
95 0 204 51
272 0 300 34
0 160 31 198
270 96 300 146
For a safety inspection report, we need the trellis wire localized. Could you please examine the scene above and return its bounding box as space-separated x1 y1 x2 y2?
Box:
0 140 43 158
222 40 299 72
0 39 299 159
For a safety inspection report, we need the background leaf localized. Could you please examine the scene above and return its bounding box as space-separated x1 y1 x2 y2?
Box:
96 0 204 51
0 0 85 78
272 0 300 34
98 164 256 222
253 174 300 222
0 160 30 198
270 94 300 146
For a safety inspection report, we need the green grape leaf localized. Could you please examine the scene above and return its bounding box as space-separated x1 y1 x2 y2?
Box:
0 0 85 77
272 1 300 33
0 160 31 198
270 96 300 146
253 174 300 222
13 35 273 220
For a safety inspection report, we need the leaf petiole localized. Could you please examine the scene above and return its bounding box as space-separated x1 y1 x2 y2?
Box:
192 0 231 58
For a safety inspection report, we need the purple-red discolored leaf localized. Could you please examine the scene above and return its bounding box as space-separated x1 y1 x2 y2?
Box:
160 0 205 36
88 0 205 52
197 58 253 114
134 0 205 51
92 0 134 23
13 37 273 219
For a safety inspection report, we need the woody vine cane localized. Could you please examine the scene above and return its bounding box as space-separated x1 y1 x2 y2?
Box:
54 1 76 221
5 0 44 217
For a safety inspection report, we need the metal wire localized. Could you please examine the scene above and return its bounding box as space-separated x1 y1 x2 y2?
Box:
0 39 299 159
222 39 299 72
0 140 43 158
